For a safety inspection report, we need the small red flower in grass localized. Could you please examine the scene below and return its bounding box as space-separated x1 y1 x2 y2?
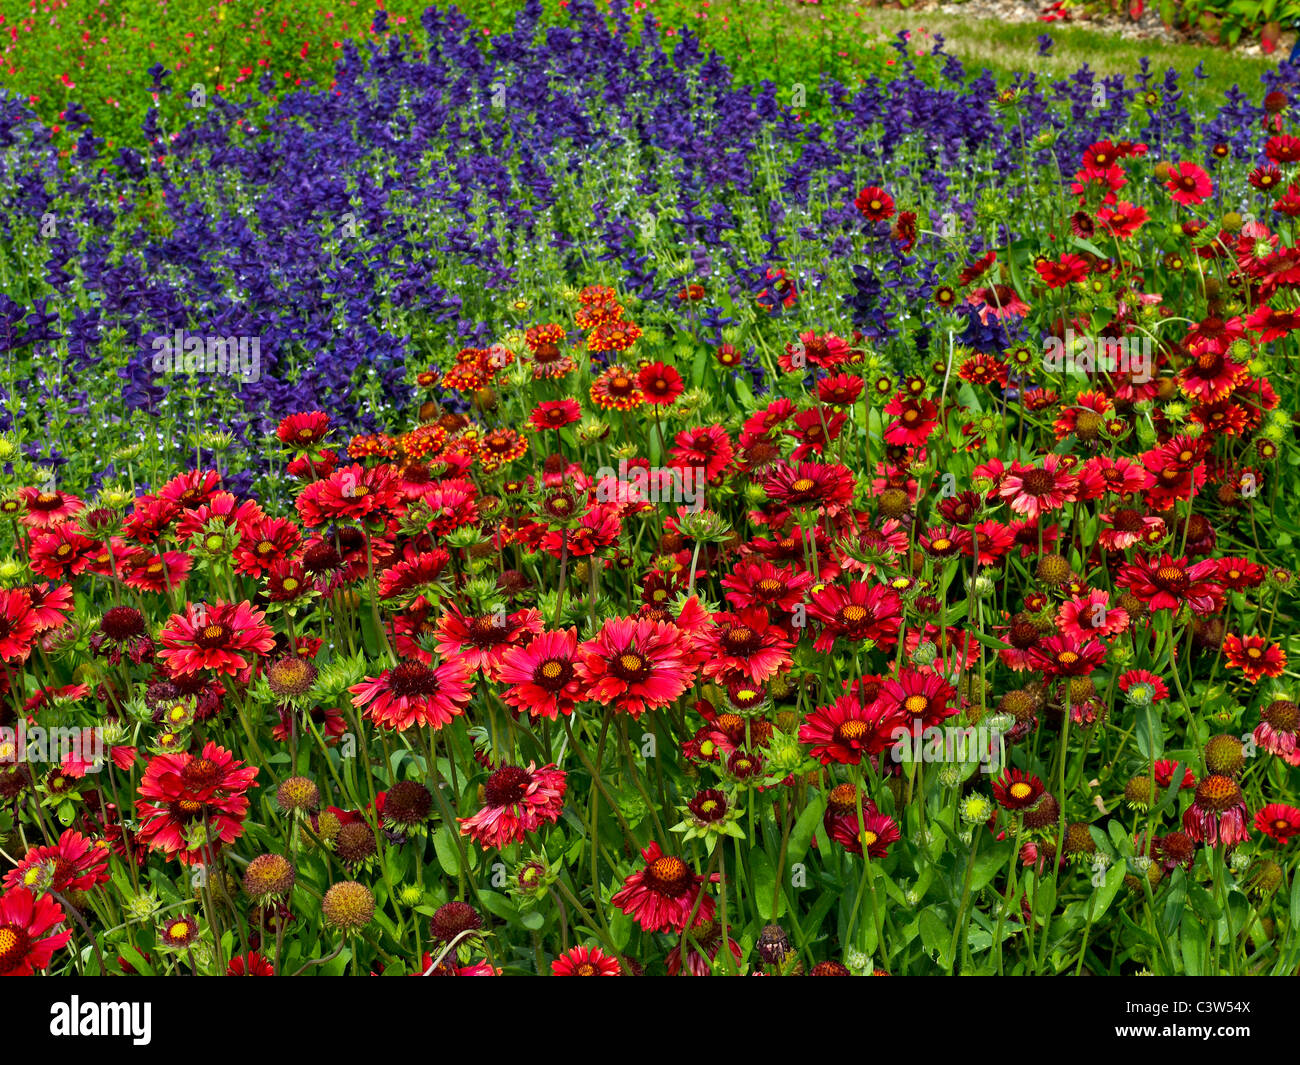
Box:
853 185 895 221
227 951 275 975
277 410 330 448
349 656 472 731
0 888 72 975
1254 803 1300 843
552 944 622 976
159 600 275 678
134 742 258 864
1222 634 1286 684
458 762 566 850
1254 699 1300 767
610 843 715 933
1164 160 1212 205
822 783 899 857
882 392 938 447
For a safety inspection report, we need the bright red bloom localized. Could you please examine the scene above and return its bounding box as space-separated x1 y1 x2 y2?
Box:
610 843 715 933
1222 633 1286 684
807 581 904 653
295 463 401 526
496 629 583 719
233 517 302 577
17 487 83 530
158 600 275 678
134 742 258 864
1035 253 1089 287
671 424 734 482
2 830 110 894
999 454 1079 520
637 362 684 405
761 460 856 513
822 783 899 857
1027 634 1107 676
349 656 473 731
0 589 39 663
527 399 582 431
28 524 97 579
435 606 543 681
853 185 895 221
694 607 793 686
1254 803 1300 842
992 769 1045 810
1164 161 1212 206
799 693 908 765
878 667 958 730
575 617 694 718
1116 553 1224 614
458 763 566 850
0 888 72 975
720 561 814 614
882 393 938 447
1118 670 1169 702
277 411 331 448
551 945 622 976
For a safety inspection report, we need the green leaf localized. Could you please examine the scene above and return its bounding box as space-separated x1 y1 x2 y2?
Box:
787 792 826 867
918 906 952 969
432 825 461 878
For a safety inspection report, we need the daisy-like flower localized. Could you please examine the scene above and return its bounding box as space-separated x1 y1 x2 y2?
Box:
496 629 583 719
992 768 1045 810
1182 774 1250 846
720 561 814 614
1097 507 1164 551
233 516 302 577
878 667 958 730
807 581 904 653
1179 348 1246 404
158 601 275 678
1164 160 1212 206
1116 553 1224 614
822 783 899 857
458 763 566 850
1118 669 1170 704
277 411 331 449
0 589 39 664
1027 634 1107 677
28 524 98 580
0 888 72 975
477 429 529 472
2 830 110 895
853 185 895 221
799 694 908 765
295 463 401 527
998 454 1080 520
882 392 938 448
967 284 1030 324
349 657 473 732
1222 634 1286 684
1254 803 1300 843
134 742 258 864
528 399 582 432
17 487 83 530
551 945 622 976
1254 699 1300 766
761 460 856 513
1057 589 1129 640
610 843 715 933
589 365 644 411
693 607 793 687
576 616 694 718
435 606 543 681
637 362 684 405
227 952 275 976
671 425 734 482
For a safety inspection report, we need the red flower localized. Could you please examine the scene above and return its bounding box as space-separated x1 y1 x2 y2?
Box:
0 589 39 663
0 888 72 975
134 742 258 864
1222 634 1286 684
878 667 958 730
671 424 734 482
998 454 1079 520
277 411 331 448
693 607 793 686
993 769 1045 810
799 693 907 765
1027 634 1107 676
1254 803 1300 842
637 362 684 405
496 629 583 719
610 843 715 933
17 487 83 530
349 657 473 731
761 460 856 513
822 783 899 857
1035 253 1089 287
552 945 622 976
1116 553 1224 614
159 600 275 678
2 830 109 894
435 606 543 680
576 616 695 718
720 561 814 613
458 763 566 849
295 463 401 527
1164 161 1212 206
853 185 896 221
1182 775 1249 846
527 399 582 431
807 581 904 653
882 392 938 447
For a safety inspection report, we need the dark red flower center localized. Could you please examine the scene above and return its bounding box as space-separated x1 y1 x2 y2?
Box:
389 662 441 698
533 658 573 690
484 765 530 807
611 651 650 682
